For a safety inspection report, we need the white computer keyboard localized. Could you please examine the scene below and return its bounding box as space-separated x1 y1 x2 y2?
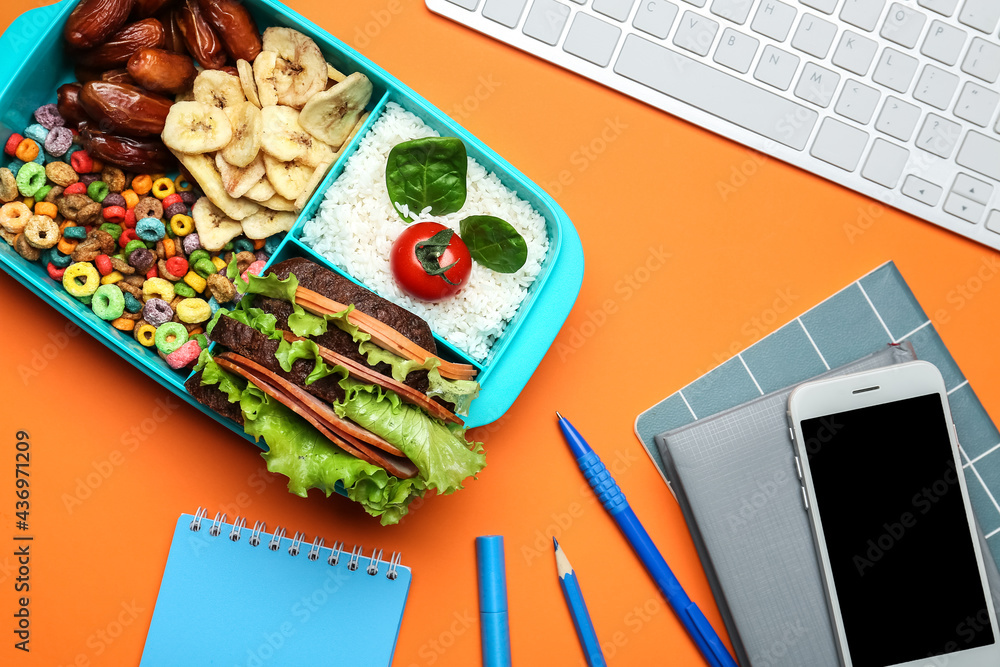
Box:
426 0 1000 250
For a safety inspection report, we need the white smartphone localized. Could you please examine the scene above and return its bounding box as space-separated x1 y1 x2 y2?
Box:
787 360 1000 667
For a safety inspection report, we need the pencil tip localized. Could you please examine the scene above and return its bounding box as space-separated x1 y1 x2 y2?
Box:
553 537 559 549
555 411 563 420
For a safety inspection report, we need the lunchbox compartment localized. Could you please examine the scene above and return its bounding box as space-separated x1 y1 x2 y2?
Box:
0 0 584 433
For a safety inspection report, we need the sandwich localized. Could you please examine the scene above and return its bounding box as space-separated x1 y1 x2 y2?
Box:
185 257 485 524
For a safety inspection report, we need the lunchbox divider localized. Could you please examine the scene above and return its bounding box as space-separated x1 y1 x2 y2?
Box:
290 90 392 234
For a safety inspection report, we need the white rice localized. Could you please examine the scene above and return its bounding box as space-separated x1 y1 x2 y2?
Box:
301 102 549 362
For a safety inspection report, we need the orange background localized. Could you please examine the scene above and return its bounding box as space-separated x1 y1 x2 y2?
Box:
2 1 999 665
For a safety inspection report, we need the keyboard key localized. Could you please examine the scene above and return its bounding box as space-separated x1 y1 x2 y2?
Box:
958 0 1000 34
836 80 881 124
840 0 885 32
633 0 679 39
952 173 993 205
683 0 706 6
800 0 837 14
751 1 797 41
921 20 966 66
523 0 571 45
902 174 943 205
483 0 529 27
872 48 918 93
810 117 869 171
917 0 958 16
944 192 985 223
674 11 720 55
832 31 878 76
593 0 636 22
875 96 921 141
791 14 837 58
714 28 759 72
880 3 926 48
862 138 909 187
961 38 1000 83
795 62 840 107
754 45 800 90
987 210 1000 235
916 113 961 158
955 131 1000 181
614 34 819 149
954 82 1000 128
913 65 959 110
563 13 622 66
710 0 753 24
446 0 481 9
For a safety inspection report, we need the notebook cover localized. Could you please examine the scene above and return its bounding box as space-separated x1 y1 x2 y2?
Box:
635 262 1000 568
139 513 411 666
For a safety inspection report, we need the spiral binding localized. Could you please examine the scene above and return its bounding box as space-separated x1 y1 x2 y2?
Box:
189 507 403 580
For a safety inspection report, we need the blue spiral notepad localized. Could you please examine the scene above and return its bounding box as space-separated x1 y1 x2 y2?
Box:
139 511 411 666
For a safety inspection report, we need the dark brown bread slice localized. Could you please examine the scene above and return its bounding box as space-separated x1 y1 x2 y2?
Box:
185 370 245 426
209 315 347 404
258 257 431 394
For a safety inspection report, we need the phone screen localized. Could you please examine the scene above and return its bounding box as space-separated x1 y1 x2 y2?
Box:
802 393 994 667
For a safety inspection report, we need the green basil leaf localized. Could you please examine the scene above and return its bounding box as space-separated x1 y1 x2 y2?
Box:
385 137 467 222
459 215 528 274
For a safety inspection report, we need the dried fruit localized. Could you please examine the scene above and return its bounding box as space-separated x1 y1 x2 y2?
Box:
221 102 263 168
241 208 295 239
161 101 233 154
192 70 245 111
260 27 327 108
197 0 262 63
175 0 226 70
57 83 91 129
260 105 312 162
191 197 242 250
299 72 373 149
101 68 137 85
127 47 197 94
79 82 173 137
77 18 166 70
64 0 133 50
263 153 311 201
133 0 174 18
80 126 176 172
172 152 260 220
159 9 189 54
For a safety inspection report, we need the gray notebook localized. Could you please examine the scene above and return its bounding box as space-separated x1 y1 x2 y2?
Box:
654 346 1000 667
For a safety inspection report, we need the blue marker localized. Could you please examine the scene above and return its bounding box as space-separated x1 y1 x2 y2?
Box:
476 535 511 667
556 413 738 667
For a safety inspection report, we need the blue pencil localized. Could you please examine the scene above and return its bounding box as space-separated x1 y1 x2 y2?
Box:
556 412 738 667
554 538 607 667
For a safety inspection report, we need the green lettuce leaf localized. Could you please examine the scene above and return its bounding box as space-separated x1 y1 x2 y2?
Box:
196 356 424 525
334 377 485 495
359 342 480 416
273 337 346 385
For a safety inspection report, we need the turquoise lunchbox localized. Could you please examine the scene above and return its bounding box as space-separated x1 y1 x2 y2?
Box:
0 0 583 437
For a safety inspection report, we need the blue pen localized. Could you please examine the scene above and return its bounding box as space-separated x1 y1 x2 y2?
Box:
476 535 512 667
556 413 738 667
554 538 607 667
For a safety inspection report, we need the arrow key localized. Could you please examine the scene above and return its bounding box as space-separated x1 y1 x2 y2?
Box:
902 174 943 206
952 173 993 205
944 192 985 223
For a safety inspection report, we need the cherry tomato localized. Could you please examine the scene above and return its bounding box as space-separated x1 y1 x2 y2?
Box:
390 222 472 302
